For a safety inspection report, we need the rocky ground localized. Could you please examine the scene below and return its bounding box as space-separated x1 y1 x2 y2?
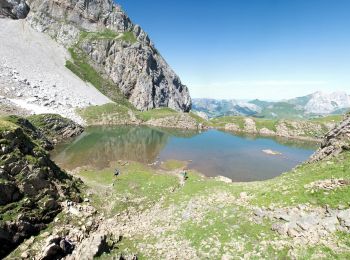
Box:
44 153 349 259
0 95 30 117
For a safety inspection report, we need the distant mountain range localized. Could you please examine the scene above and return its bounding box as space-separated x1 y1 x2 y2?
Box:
192 91 350 119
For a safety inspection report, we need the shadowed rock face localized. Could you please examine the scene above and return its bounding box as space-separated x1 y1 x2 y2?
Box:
0 0 30 18
0 117 82 258
14 0 192 112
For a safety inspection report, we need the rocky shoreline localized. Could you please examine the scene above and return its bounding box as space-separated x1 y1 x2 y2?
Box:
221 117 337 142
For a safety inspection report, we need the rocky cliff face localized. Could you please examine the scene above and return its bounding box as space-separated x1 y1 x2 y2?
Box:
309 113 350 162
0 0 29 18
8 0 191 112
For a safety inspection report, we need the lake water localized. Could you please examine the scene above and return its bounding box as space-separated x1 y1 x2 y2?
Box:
51 126 318 182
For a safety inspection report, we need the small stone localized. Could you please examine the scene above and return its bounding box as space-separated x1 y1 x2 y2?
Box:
287 228 300 238
253 208 265 218
20 251 29 259
338 204 346 210
41 231 51 238
271 223 288 235
68 207 81 216
297 216 318 231
337 209 350 227
277 213 291 222
240 192 248 199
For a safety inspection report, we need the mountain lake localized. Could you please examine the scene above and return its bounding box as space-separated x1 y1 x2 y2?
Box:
51 126 318 182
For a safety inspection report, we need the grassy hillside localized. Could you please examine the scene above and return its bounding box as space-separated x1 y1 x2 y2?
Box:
72 151 350 259
77 105 206 128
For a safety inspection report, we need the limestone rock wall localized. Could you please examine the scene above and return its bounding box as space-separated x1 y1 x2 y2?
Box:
23 0 192 112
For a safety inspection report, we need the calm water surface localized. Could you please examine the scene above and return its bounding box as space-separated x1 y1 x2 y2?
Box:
52 126 318 181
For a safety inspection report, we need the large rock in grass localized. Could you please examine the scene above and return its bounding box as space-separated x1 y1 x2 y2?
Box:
23 0 192 112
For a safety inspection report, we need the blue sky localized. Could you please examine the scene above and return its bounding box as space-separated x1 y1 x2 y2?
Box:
117 0 350 100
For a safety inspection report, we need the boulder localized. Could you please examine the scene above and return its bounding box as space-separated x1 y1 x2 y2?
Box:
41 243 62 260
40 236 75 259
0 182 21 205
224 123 240 132
259 127 275 136
243 118 257 133
67 232 112 260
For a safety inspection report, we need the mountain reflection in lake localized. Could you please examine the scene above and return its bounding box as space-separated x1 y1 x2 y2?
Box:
52 126 318 181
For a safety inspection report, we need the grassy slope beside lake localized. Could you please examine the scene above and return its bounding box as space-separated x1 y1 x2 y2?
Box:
71 151 350 259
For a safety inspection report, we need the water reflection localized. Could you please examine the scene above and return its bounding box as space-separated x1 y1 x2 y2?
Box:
52 126 200 170
52 126 317 181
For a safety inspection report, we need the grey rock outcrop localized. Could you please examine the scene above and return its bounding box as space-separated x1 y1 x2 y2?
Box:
24 0 192 112
67 232 113 260
309 113 350 162
27 114 84 144
243 118 257 133
145 113 205 130
0 0 29 19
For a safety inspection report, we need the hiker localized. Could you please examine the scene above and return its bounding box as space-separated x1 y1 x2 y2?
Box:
182 170 188 180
